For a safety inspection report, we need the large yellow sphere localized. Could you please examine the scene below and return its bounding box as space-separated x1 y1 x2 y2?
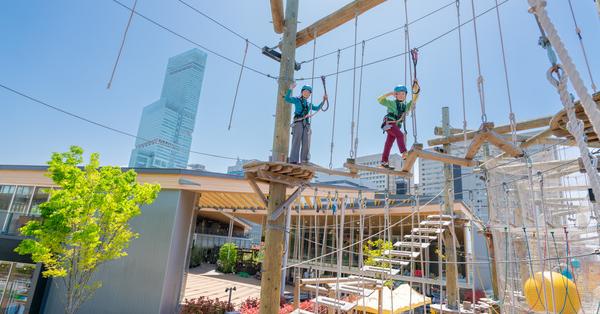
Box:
524 271 581 314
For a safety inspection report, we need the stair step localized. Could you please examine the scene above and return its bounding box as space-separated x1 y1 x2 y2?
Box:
382 250 421 258
361 265 400 275
347 275 385 286
420 220 452 226
404 234 438 241
290 310 315 314
332 284 374 297
426 214 454 220
314 296 356 311
411 228 444 234
393 241 431 249
372 257 410 266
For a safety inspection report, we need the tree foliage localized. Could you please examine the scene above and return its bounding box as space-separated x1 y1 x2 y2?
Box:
218 243 238 273
15 146 160 314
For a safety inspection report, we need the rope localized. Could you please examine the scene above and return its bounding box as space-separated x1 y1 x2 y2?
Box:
566 0 597 92
456 0 468 146
529 0 600 138
469 0 488 123
299 1 456 65
329 50 341 169
353 41 366 158
493 0 517 143
410 48 419 143
537 172 559 314
294 0 511 82
107 0 137 89
227 39 249 130
349 14 359 160
0 83 241 161
309 31 318 119
563 227 587 314
547 66 600 221
525 157 551 314
111 0 276 79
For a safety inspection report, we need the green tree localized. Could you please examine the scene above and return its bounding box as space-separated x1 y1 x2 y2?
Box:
218 243 238 273
15 146 160 314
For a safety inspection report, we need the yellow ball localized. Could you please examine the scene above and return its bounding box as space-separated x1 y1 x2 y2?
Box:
524 271 581 314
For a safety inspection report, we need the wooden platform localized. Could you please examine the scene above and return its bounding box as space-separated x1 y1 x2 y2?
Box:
243 161 358 187
550 92 600 148
344 160 412 178
464 122 524 159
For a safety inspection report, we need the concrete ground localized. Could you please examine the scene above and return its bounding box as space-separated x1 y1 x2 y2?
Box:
184 264 292 307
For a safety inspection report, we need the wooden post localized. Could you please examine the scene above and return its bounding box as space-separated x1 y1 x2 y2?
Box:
328 289 336 314
441 106 460 309
259 0 299 312
294 276 300 309
485 230 500 299
377 286 383 314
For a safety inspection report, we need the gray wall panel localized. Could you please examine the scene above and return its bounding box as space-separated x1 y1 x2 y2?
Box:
43 190 183 314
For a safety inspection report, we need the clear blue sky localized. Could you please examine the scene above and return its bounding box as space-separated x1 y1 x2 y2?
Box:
1 0 598 172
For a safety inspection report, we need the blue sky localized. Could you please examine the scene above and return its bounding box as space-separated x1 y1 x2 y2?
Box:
1 0 598 173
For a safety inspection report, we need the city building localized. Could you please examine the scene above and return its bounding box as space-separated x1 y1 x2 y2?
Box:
353 153 403 193
129 49 208 169
187 163 206 171
227 158 259 176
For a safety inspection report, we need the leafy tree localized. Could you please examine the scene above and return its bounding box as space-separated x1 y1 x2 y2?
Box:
363 239 393 267
15 146 160 314
363 239 394 288
218 243 238 273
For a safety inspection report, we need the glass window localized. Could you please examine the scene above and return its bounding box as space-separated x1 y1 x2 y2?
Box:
9 187 33 214
29 187 50 216
0 261 37 313
0 185 15 212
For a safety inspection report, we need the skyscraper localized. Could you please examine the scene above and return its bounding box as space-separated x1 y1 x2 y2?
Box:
129 49 208 168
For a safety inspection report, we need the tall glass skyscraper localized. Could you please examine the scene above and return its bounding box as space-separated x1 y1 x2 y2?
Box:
129 49 207 168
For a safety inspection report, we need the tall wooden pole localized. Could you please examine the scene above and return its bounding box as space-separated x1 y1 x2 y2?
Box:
260 0 299 312
441 106 459 309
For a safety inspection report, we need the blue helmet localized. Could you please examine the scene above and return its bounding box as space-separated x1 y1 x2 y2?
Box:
394 85 408 93
301 85 313 93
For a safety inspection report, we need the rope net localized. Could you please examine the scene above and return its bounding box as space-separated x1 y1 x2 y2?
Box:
486 143 600 313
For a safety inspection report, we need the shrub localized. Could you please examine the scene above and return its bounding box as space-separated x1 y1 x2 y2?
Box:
189 246 203 268
218 243 238 273
180 297 234 314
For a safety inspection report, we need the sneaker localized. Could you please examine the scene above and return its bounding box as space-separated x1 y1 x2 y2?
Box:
381 162 390 169
402 151 408 160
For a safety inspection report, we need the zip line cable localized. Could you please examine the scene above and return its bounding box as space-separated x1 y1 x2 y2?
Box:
176 0 263 50
299 1 457 65
111 0 276 79
295 0 511 82
107 0 137 89
0 83 241 161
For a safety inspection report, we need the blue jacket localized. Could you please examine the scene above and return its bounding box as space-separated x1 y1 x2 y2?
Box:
284 89 323 118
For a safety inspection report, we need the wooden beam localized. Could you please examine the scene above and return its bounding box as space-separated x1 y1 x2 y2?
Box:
295 0 386 47
245 173 268 207
434 126 473 136
428 116 553 146
401 148 419 173
344 161 412 178
486 130 524 157
414 148 480 168
464 132 488 160
270 0 284 34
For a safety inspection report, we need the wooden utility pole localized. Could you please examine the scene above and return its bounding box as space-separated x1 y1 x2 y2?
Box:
441 106 459 309
259 0 299 312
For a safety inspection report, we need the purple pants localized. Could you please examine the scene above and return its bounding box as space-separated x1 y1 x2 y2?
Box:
382 124 407 162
